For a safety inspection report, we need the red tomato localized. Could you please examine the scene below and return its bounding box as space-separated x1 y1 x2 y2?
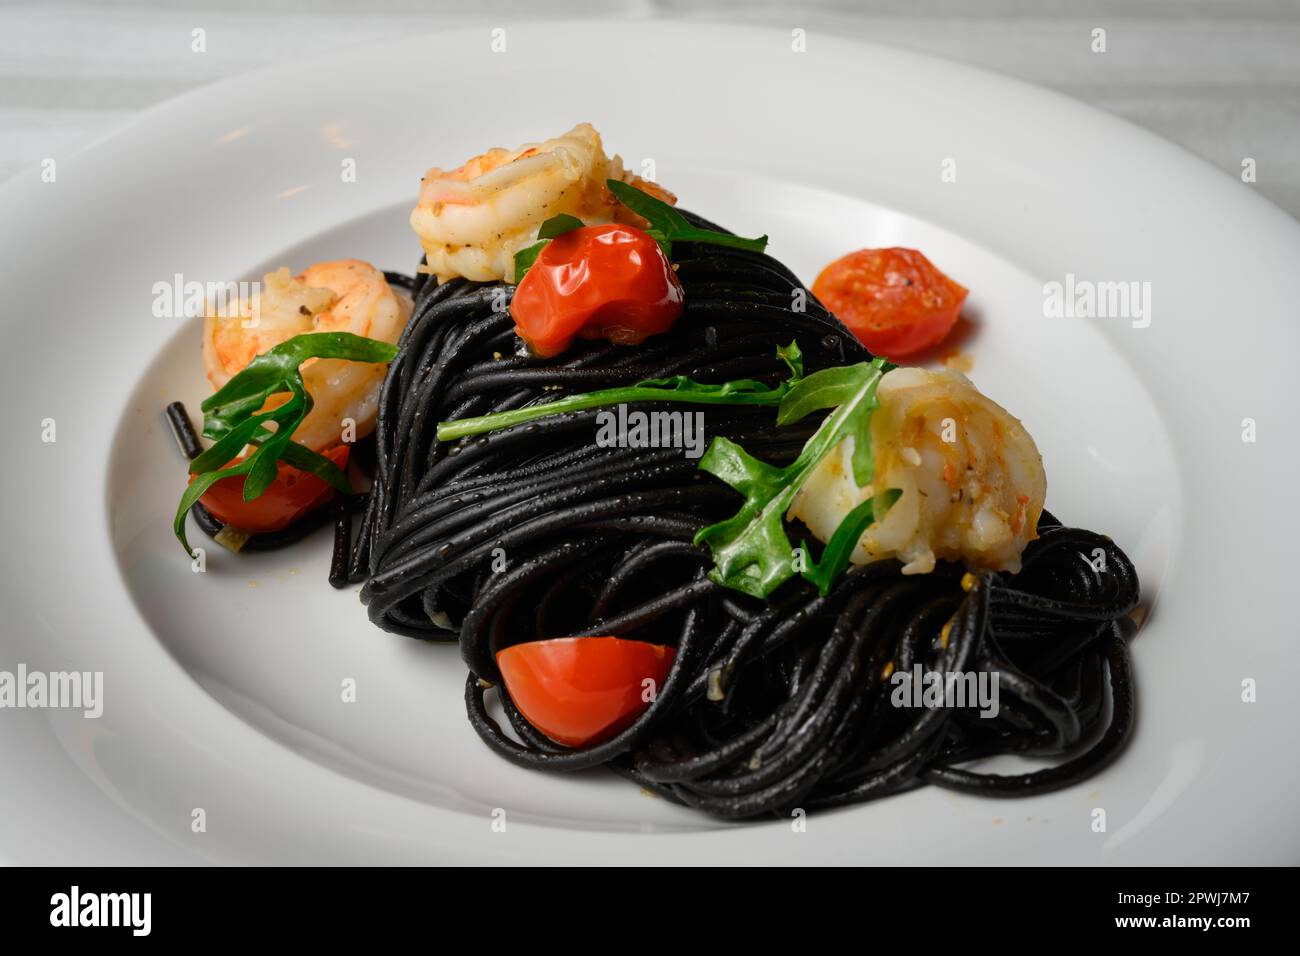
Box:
812 248 968 359
194 444 349 533
496 636 677 748
510 224 685 358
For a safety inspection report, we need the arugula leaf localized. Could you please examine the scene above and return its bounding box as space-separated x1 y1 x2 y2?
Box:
511 213 587 283
693 357 891 598
537 213 585 239
432 341 893 597
606 179 767 258
174 331 397 556
201 332 396 435
690 438 794 597
279 441 351 494
509 183 767 283
775 364 865 426
800 489 901 596
436 342 804 441
512 244 545 281
174 460 255 557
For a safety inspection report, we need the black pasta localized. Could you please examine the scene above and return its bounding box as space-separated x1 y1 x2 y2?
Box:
352 212 1142 819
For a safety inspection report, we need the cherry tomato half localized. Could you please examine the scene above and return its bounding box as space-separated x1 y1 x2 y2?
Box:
510 224 685 359
194 443 349 533
812 248 968 359
496 636 677 748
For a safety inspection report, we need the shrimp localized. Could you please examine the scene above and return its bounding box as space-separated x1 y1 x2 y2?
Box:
410 122 677 284
788 367 1046 575
202 259 412 452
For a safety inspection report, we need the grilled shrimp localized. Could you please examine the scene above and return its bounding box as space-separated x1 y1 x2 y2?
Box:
789 367 1046 575
202 260 412 452
410 122 677 283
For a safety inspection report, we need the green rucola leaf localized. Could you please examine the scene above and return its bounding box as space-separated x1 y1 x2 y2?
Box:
240 385 311 501
512 241 547 282
694 436 787 499
850 404 877 487
189 414 280 475
693 438 798 598
702 506 797 599
175 330 395 556
777 363 868 426
242 453 280 502
776 340 803 383
800 489 901 596
201 386 282 440
635 375 772 395
605 179 767 255
279 441 351 494
537 213 584 239
511 213 587 283
604 179 694 234
173 460 254 557
437 344 806 441
201 332 395 428
692 358 891 598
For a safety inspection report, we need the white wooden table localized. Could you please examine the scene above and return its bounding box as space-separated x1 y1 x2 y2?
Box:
3 0 1297 219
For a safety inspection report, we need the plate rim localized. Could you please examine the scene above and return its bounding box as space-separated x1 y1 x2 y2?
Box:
2 19 1298 865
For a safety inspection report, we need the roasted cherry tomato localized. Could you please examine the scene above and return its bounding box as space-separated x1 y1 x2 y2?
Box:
496 636 677 747
812 248 968 359
194 444 349 533
510 224 685 358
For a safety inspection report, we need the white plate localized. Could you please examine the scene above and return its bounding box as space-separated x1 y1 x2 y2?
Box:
2 21 1297 865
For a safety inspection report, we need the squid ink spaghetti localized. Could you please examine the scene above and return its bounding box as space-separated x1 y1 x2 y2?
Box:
348 211 1140 819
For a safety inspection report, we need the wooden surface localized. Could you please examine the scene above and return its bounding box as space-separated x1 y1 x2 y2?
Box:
2 0 1297 218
